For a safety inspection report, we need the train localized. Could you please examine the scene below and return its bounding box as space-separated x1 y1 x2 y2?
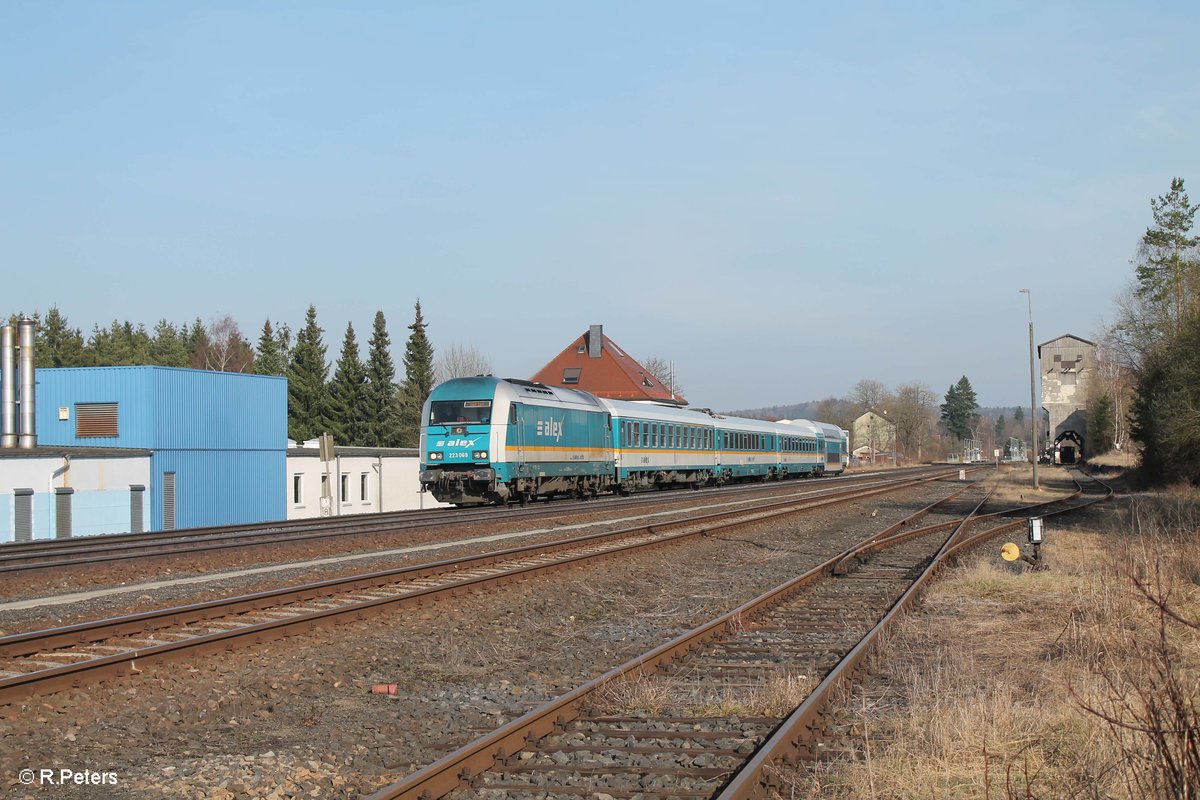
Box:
419 376 850 506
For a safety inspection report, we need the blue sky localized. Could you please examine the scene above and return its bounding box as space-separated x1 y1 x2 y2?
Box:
3 2 1197 410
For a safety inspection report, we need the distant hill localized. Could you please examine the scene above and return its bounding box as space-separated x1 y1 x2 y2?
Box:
726 402 1028 422
724 402 820 421
980 405 1027 419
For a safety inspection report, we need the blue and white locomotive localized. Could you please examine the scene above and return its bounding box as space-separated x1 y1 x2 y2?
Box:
419 376 847 506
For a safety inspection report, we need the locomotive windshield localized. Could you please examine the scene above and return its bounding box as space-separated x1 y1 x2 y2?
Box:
429 400 492 425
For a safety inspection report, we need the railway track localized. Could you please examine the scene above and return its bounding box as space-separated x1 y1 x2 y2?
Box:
367 468 1112 800
0 466 952 576
0 467 965 705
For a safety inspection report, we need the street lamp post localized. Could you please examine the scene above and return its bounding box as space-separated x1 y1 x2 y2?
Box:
1020 289 1039 490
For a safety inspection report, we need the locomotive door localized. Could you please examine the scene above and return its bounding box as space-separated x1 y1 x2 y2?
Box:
511 402 527 472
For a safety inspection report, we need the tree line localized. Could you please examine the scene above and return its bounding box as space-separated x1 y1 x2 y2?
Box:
1102 177 1200 483
733 375 1021 462
3 301 469 450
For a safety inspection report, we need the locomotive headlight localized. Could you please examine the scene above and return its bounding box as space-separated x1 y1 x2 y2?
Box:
427 452 443 461
473 450 489 460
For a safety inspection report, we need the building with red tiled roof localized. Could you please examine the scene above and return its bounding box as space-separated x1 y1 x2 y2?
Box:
530 325 687 406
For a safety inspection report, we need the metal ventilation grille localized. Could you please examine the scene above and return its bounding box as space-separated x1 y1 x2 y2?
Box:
55 489 73 539
130 485 145 534
76 402 118 438
14 490 32 543
162 472 176 530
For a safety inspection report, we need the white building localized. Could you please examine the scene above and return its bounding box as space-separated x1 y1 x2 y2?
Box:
285 444 449 519
0 447 151 542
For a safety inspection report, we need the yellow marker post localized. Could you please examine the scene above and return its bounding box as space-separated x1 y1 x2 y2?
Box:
1000 542 1021 562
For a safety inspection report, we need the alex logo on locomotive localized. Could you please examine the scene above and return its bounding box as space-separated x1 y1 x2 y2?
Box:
435 438 478 448
535 418 565 442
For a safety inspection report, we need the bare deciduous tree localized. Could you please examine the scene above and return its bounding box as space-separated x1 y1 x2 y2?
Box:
851 379 892 414
193 315 253 373
812 396 858 433
892 382 938 461
641 357 684 398
435 343 493 383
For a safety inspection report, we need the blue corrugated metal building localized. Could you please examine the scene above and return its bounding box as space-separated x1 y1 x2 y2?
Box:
35 367 287 531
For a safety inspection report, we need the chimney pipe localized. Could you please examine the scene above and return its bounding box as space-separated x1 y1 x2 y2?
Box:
1 326 16 448
17 318 36 449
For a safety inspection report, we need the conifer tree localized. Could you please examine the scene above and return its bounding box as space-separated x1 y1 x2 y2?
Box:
328 322 367 446
286 305 330 443
1136 177 1200 332
1086 394 1115 457
363 310 401 447
186 317 209 368
38 307 86 367
149 320 191 367
939 376 980 441
253 319 289 377
397 300 435 448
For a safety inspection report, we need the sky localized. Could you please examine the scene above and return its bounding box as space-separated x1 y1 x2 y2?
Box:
2 2 1197 412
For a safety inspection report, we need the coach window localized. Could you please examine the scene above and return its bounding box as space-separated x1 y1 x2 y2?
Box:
340 473 349 503
360 473 370 503
293 474 303 505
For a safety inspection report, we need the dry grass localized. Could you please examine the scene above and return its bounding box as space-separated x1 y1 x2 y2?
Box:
1089 450 1140 469
772 483 1200 799
985 464 1075 506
